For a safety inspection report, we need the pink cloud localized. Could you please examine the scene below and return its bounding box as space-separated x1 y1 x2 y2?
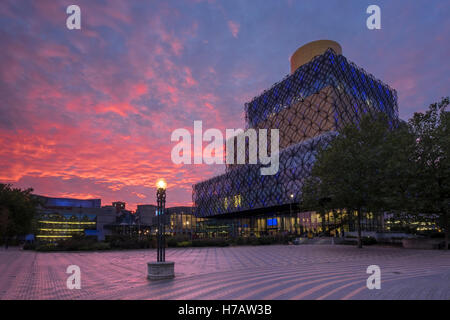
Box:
227 20 240 38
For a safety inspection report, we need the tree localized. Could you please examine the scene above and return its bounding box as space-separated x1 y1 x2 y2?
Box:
409 97 449 249
0 184 39 243
301 113 394 248
302 98 450 250
0 206 10 242
380 120 418 212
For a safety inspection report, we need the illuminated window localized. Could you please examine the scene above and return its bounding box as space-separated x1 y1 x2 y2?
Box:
233 195 242 207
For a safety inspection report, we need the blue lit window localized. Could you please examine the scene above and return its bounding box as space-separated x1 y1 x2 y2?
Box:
267 218 278 227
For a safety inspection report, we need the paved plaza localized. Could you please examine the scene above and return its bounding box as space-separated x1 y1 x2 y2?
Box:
1 245 449 300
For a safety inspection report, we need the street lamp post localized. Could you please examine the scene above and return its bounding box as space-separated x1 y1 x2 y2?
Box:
147 179 174 280
288 194 294 234
156 179 166 262
289 194 294 215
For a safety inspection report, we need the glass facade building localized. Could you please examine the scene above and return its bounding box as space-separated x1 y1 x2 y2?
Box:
38 196 101 209
36 211 97 241
34 196 116 241
193 43 398 236
143 206 208 238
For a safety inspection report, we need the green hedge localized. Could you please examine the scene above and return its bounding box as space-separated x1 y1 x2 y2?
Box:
164 235 295 248
230 235 293 246
167 235 190 247
191 238 229 247
23 242 36 250
32 235 155 251
29 234 299 251
35 237 113 251
107 235 154 249
176 241 192 247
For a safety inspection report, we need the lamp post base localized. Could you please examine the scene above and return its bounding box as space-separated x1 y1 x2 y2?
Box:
147 261 175 280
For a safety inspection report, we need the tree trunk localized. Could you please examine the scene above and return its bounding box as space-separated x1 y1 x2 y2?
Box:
357 209 363 249
445 213 449 251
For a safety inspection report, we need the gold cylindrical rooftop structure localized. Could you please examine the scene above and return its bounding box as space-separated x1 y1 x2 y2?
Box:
290 40 342 73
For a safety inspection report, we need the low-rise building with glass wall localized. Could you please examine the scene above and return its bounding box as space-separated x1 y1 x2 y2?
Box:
136 205 208 238
192 40 399 237
34 195 116 241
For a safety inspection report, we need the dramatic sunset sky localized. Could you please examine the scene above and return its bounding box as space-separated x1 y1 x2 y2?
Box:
1 0 449 210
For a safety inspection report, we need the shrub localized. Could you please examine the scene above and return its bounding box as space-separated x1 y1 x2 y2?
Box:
107 235 154 249
191 238 229 247
34 235 149 251
257 236 274 245
362 236 377 245
23 242 36 250
228 235 292 246
167 238 178 247
166 235 191 247
429 232 445 239
234 237 247 245
35 243 61 251
176 241 192 247
90 242 111 250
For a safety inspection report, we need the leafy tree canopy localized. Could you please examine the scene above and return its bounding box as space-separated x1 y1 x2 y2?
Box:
0 184 39 240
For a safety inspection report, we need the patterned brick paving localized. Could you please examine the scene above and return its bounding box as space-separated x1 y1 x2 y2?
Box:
1 245 449 300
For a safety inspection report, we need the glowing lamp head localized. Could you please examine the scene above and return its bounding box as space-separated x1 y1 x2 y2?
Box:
156 179 167 190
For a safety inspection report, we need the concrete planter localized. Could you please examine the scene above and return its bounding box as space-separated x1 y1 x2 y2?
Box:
402 238 443 250
147 261 175 280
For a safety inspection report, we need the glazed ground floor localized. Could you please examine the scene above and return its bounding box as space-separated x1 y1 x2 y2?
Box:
163 208 387 239
162 207 440 239
34 206 439 242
